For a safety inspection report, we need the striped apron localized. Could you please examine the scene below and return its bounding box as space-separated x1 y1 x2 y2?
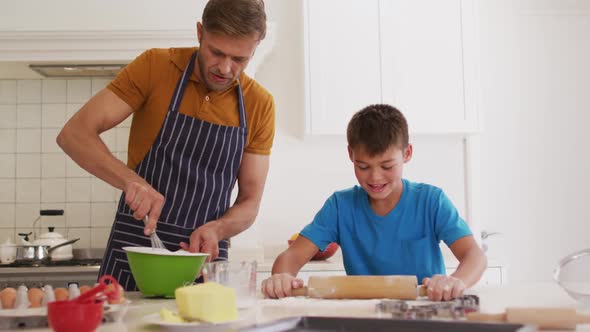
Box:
98 52 247 291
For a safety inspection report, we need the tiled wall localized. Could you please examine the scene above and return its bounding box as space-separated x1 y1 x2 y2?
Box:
0 79 131 249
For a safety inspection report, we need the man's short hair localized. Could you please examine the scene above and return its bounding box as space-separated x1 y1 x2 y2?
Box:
202 0 267 40
347 104 409 156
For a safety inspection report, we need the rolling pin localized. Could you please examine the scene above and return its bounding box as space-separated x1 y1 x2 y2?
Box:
290 275 428 300
467 307 590 330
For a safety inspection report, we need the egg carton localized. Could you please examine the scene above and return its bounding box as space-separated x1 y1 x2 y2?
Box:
0 284 129 329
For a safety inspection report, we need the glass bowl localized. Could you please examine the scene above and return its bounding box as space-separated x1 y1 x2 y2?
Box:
554 248 590 306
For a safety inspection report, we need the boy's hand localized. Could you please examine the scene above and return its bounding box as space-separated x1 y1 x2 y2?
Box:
422 275 466 301
261 273 304 299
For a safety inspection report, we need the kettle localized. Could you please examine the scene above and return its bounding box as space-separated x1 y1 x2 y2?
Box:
32 227 74 261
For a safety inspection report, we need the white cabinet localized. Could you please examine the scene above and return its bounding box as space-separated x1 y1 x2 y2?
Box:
304 0 480 135
304 0 382 135
380 0 478 134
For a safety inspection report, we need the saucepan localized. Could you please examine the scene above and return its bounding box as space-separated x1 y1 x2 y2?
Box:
15 238 80 263
554 247 590 307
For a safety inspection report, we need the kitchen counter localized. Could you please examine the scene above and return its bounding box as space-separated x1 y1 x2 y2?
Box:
16 281 589 332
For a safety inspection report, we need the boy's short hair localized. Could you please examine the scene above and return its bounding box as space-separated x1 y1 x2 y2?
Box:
202 0 267 41
347 104 409 155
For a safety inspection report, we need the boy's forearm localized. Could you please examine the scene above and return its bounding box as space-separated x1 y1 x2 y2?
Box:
271 250 305 277
450 249 488 288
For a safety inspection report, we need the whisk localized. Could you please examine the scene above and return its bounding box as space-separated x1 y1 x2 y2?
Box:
143 216 167 250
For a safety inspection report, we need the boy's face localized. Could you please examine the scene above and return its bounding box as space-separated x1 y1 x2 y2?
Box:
348 144 413 201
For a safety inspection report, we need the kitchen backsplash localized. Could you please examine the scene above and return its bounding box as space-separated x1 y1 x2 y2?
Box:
0 79 130 249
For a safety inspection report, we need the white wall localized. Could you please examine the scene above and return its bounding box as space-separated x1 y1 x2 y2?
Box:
475 1 590 282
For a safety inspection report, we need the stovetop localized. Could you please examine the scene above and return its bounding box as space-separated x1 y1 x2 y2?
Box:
0 258 102 268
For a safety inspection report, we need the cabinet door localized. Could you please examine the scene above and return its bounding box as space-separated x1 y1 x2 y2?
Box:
305 0 382 135
380 0 475 133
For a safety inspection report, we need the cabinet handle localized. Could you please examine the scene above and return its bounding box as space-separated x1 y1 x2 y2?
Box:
481 231 502 240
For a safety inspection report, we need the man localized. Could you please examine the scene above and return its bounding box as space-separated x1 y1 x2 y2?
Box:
57 0 274 290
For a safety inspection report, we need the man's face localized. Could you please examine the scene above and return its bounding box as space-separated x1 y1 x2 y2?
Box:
196 22 259 91
348 144 412 201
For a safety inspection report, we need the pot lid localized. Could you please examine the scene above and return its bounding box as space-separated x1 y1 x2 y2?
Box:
38 227 65 240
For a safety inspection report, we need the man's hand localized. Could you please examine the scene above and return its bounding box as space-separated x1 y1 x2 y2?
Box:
179 222 220 261
261 273 304 299
124 181 165 236
422 274 466 301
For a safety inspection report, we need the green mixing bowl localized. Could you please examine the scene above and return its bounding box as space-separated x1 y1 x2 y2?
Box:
123 246 208 298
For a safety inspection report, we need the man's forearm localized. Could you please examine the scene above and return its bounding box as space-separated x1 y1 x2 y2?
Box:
57 126 138 191
208 196 261 240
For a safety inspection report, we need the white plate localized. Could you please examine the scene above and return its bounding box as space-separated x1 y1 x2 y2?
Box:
123 246 210 257
143 311 245 331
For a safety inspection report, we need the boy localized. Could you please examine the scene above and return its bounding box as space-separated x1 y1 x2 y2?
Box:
261 104 486 301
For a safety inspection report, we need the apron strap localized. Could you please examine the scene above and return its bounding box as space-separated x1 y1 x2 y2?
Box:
235 81 248 130
168 52 197 114
169 51 248 134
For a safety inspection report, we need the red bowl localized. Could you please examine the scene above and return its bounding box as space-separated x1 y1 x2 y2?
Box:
47 300 103 332
288 240 339 261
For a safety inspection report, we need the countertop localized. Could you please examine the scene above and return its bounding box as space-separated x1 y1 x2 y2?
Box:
14 281 589 332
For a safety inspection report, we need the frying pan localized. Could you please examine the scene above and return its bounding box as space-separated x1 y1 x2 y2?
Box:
15 238 80 263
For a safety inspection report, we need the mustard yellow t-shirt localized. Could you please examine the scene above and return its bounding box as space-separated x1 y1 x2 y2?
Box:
108 47 275 170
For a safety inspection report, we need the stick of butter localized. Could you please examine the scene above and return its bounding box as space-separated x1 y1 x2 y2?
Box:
175 282 238 323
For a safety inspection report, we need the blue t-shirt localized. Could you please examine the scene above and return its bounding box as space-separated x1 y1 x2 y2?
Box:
300 179 472 282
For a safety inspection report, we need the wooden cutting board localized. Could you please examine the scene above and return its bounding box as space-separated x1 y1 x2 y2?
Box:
291 275 427 300
467 307 590 330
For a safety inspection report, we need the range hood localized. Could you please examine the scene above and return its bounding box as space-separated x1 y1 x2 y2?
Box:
29 64 126 78
0 30 194 79
0 28 275 79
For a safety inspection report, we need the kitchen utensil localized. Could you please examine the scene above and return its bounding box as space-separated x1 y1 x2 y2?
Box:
0 239 17 264
554 247 590 305
143 216 167 250
73 275 121 304
32 227 76 261
123 246 208 298
290 275 428 300
15 238 80 263
376 295 480 320
48 300 103 332
467 307 590 330
202 261 257 308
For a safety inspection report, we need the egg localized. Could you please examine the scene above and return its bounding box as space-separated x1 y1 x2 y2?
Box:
79 285 92 294
104 284 126 304
0 287 17 309
54 288 69 302
27 288 44 308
